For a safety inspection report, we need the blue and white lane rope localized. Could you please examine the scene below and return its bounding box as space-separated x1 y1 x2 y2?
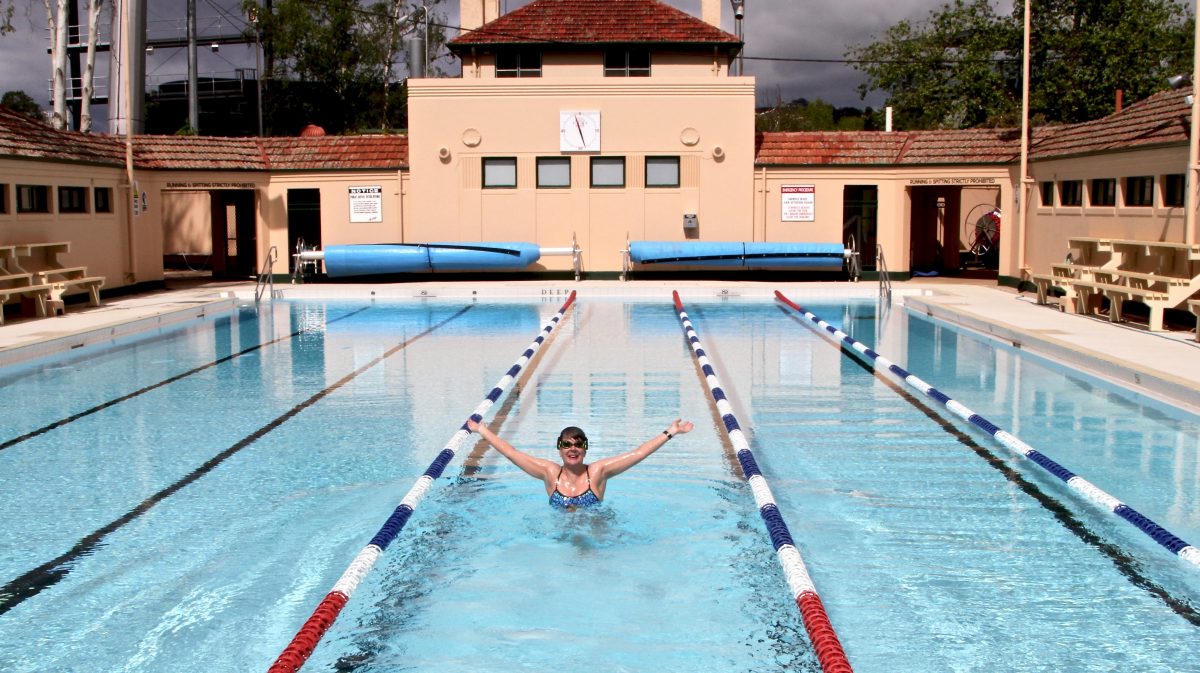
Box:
673 292 854 673
269 291 577 673
774 290 1200 569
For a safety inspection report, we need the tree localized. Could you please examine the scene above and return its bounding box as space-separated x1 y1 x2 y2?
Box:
243 0 448 134
39 0 107 131
846 0 1192 129
1 1 14 35
755 99 875 132
2 90 44 119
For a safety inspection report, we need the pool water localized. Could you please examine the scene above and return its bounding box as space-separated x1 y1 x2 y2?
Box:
0 295 1196 672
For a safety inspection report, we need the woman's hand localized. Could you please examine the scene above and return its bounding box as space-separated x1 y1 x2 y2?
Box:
667 418 694 435
466 419 481 433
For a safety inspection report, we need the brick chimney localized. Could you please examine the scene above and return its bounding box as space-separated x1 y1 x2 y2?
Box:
460 0 501 36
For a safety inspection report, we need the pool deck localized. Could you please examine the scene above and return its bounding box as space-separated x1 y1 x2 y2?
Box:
2 276 1198 414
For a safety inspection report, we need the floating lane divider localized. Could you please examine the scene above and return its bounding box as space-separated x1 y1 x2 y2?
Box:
268 291 577 673
672 291 854 673
774 290 1200 569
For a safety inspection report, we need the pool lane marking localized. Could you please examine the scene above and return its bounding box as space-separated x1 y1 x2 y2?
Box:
0 305 473 618
774 290 1200 570
835 345 1200 627
672 291 855 673
268 291 577 673
0 306 370 453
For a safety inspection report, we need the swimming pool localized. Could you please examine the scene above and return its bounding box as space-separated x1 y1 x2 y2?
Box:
0 292 1196 672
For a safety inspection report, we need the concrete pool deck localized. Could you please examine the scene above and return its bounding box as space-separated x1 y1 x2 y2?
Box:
1 276 1198 414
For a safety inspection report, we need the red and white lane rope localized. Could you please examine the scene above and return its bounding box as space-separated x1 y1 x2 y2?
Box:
268 291 577 673
672 291 854 673
775 290 1199 569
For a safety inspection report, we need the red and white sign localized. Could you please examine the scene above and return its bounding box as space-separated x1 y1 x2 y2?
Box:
781 184 815 222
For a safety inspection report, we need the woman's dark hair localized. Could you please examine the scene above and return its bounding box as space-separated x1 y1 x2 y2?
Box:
558 426 587 444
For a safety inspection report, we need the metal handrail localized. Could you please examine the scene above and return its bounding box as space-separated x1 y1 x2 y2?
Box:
876 243 892 306
255 246 278 303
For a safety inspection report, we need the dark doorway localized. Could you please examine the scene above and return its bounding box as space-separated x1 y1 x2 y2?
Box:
843 185 878 269
210 190 257 278
910 186 961 273
287 189 322 273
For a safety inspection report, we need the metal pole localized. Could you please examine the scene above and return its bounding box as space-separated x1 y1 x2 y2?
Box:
187 0 198 133
1186 0 1200 245
253 3 263 136
1016 0 1032 276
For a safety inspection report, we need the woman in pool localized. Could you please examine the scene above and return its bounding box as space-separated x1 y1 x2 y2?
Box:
466 418 694 510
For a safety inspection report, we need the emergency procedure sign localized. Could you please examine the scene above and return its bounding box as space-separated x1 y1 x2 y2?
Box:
781 184 815 222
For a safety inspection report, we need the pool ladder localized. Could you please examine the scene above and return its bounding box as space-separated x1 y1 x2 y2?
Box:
876 243 893 306
255 246 281 303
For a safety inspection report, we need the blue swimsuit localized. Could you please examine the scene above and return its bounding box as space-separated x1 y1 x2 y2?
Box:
549 467 601 510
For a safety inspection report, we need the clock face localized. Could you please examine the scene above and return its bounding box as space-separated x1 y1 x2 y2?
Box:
560 110 601 152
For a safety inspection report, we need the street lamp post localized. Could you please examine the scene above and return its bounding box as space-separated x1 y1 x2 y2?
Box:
730 0 745 76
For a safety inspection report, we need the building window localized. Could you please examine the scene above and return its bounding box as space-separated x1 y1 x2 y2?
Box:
1059 180 1082 206
16 184 50 213
58 186 89 213
645 156 680 187
604 49 650 77
1039 181 1054 206
496 48 542 77
1089 178 1116 206
94 186 113 213
1123 176 1153 207
590 157 625 188
1163 173 1185 207
0 184 7 213
482 158 518 188
536 157 571 188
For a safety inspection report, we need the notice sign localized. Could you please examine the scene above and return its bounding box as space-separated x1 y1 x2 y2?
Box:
781 184 815 222
349 185 383 223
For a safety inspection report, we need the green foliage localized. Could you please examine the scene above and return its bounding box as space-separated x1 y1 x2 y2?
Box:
242 0 447 134
1 90 43 119
846 0 1192 129
756 99 876 132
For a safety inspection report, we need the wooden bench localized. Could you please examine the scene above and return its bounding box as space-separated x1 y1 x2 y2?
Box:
7 242 104 311
0 272 55 325
1071 280 1173 330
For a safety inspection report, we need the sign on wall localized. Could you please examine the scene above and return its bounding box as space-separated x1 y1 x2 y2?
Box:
781 184 815 222
349 185 383 223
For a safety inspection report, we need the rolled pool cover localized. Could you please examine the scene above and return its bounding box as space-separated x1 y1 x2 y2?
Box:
629 241 846 270
322 242 541 277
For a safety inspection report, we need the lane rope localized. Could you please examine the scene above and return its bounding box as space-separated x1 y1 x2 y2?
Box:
267 291 577 673
672 291 854 673
774 290 1200 569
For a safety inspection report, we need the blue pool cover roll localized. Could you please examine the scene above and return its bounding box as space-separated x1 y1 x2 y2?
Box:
322 242 541 277
629 241 845 269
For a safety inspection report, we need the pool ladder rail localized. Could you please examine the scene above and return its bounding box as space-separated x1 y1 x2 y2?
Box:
255 246 281 303
876 243 892 306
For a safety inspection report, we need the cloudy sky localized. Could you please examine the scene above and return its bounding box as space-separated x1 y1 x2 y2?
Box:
0 0 966 129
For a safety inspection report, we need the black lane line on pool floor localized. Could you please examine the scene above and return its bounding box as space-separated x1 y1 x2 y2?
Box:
0 306 371 453
0 305 473 617
788 309 1200 627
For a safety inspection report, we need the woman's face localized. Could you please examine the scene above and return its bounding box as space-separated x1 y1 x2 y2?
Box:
557 435 587 465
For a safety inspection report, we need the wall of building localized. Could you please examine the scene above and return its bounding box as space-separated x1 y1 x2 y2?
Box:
408 76 755 273
0 158 149 291
1025 145 1188 275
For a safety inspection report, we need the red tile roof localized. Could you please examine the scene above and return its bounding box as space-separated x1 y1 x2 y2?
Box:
0 105 125 166
132 134 409 171
755 128 1021 166
1029 89 1190 160
449 0 740 50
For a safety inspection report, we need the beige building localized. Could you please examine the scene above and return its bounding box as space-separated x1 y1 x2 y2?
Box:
1 0 1198 327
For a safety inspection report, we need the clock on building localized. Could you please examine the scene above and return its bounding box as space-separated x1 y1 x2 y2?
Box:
560 110 601 152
